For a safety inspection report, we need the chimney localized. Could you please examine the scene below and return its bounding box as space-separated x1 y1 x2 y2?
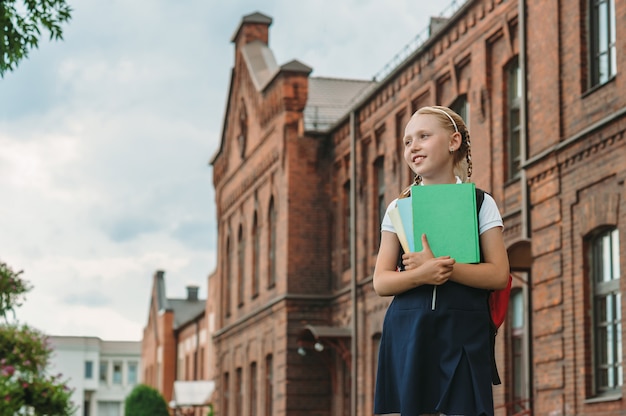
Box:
230 11 273 46
186 285 199 301
429 16 449 36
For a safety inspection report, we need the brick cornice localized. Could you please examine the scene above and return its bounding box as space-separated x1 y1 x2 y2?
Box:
527 126 626 186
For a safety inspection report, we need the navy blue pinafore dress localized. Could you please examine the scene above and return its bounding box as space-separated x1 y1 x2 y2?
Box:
374 190 494 416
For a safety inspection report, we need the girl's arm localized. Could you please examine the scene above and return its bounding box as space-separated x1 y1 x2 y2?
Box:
449 226 510 289
373 231 456 296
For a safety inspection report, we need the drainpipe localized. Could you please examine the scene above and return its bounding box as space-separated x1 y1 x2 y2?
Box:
520 0 529 242
519 0 534 412
349 110 358 415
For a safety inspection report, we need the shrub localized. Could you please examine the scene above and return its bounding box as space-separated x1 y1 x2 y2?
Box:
125 384 169 416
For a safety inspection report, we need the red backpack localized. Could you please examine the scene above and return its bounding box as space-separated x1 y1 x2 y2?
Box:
489 273 512 330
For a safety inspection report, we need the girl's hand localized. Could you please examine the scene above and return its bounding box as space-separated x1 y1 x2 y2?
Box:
402 234 435 270
421 256 456 285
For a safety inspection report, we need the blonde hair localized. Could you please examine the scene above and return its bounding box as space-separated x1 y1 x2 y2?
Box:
399 105 473 198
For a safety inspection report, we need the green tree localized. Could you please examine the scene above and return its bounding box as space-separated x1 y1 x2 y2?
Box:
0 0 72 77
125 384 170 416
0 261 75 415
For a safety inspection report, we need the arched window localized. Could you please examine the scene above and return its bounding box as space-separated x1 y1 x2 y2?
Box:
222 371 230 416
589 227 622 394
252 211 260 298
237 224 245 307
224 236 231 317
374 157 385 248
250 361 258 416
268 198 276 288
265 354 273 415
505 57 521 180
508 286 529 412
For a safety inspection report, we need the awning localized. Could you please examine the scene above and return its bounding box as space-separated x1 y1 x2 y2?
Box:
172 380 215 407
297 324 352 368
297 324 351 341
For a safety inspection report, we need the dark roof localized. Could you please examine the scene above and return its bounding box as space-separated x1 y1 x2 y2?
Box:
153 271 205 330
230 11 272 42
304 77 377 132
281 59 312 74
169 298 205 330
242 11 272 24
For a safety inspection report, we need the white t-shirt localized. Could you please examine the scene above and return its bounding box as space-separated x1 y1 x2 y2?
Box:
381 185 503 236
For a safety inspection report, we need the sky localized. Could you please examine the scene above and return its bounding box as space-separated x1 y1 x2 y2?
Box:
0 0 452 341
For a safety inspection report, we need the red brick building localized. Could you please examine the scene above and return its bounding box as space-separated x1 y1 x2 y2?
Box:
203 0 626 414
142 270 211 414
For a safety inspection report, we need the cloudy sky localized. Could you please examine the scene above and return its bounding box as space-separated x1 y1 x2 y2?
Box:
0 0 450 341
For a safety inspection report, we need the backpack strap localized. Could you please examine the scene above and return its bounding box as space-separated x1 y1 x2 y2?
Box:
476 188 504 385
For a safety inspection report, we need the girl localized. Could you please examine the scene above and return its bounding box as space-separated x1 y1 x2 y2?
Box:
373 106 510 416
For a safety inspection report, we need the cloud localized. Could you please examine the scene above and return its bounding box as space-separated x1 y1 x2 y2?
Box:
104 216 161 243
0 0 453 341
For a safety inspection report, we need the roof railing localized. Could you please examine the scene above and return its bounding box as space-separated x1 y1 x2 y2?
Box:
372 0 469 82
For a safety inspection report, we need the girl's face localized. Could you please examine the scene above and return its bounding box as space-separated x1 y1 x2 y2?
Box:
403 113 460 185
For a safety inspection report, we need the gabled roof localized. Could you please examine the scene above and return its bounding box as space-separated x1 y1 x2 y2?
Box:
169 298 205 330
152 271 205 331
304 77 378 132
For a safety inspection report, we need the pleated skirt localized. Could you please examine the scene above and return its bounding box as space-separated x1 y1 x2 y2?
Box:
374 281 494 416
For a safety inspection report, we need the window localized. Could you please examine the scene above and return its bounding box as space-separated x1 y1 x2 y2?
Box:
268 198 277 288
177 355 184 380
375 157 385 246
97 401 121 416
225 236 231 317
342 180 351 270
265 354 273 416
589 0 616 87
238 224 245 307
199 348 204 379
238 102 248 158
332 355 351 415
84 361 93 379
112 362 122 385
506 58 522 180
591 228 622 394
223 372 230 416
397 109 414 193
236 367 243 415
250 362 258 416
127 362 137 385
509 287 530 412
252 212 260 298
99 361 108 384
450 94 468 129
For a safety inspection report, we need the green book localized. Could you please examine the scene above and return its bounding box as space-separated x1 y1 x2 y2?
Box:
410 182 479 263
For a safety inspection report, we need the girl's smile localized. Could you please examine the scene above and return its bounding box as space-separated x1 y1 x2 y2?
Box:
403 113 459 184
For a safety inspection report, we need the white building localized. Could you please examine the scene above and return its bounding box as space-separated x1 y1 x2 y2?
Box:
48 336 141 416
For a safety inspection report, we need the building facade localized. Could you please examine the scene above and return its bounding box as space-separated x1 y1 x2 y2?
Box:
48 336 141 416
141 270 212 414
206 0 626 415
